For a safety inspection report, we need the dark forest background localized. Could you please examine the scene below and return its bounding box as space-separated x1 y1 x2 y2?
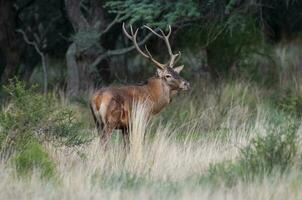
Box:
1 0 302 98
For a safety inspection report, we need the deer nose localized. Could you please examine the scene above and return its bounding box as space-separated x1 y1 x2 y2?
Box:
185 81 190 89
182 81 190 90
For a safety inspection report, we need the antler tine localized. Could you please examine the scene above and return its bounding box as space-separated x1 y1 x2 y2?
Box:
158 25 171 38
149 25 177 67
167 25 172 38
130 24 134 35
144 45 152 56
173 51 182 65
144 45 166 69
155 25 172 56
144 25 173 60
143 25 163 38
123 23 165 69
163 26 182 68
122 22 133 40
143 24 182 68
132 29 150 59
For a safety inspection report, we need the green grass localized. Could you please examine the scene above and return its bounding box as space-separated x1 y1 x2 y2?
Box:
12 139 55 179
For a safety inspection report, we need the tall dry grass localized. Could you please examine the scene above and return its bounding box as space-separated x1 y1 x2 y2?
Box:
2 81 301 200
3 40 302 199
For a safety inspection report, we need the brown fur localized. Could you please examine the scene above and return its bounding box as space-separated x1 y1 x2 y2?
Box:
90 76 176 148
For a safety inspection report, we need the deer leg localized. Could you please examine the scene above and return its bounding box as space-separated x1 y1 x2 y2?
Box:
90 103 104 135
95 121 104 136
100 125 114 150
122 127 130 150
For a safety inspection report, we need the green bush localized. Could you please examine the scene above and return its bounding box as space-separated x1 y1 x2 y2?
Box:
201 161 240 186
0 80 92 159
50 107 90 146
272 87 302 117
201 120 299 186
241 127 298 177
0 80 51 151
12 138 55 179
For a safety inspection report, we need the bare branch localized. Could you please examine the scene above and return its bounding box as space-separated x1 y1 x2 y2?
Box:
101 15 121 35
16 29 42 56
90 31 155 69
40 14 61 40
16 29 48 94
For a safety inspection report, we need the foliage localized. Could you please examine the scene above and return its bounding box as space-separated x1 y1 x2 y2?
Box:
72 25 103 51
105 0 200 27
50 107 91 146
16 0 71 56
206 15 262 76
12 138 55 179
274 88 302 116
0 80 92 157
202 117 299 186
241 125 298 175
1 0 302 88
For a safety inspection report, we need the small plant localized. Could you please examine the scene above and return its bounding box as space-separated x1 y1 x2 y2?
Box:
275 88 302 116
240 123 298 177
12 138 55 179
50 107 90 146
202 119 299 186
0 80 92 179
201 162 239 186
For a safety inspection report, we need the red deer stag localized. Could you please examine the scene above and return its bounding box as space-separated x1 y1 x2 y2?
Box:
90 23 190 148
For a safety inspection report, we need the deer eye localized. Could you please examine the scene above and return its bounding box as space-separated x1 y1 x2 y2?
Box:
165 74 172 79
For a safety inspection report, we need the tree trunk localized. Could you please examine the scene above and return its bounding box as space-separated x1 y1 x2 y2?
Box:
0 0 21 84
78 54 94 92
41 53 48 94
66 43 80 97
65 0 108 97
66 46 98 97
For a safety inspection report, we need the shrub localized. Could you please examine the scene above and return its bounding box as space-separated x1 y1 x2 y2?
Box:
0 80 51 152
0 80 92 161
241 120 298 175
273 87 302 117
50 107 90 146
12 138 55 179
202 120 299 186
201 162 240 186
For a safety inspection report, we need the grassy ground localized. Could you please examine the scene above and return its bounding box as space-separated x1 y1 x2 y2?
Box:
2 42 302 199
1 78 302 200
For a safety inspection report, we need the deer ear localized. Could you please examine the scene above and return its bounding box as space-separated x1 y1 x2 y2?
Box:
157 68 164 77
174 65 184 74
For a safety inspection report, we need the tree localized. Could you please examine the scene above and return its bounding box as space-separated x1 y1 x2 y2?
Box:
64 0 157 97
0 0 21 84
16 0 71 86
17 29 49 94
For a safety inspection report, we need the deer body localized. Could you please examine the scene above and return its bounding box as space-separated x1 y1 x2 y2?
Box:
91 77 172 125
90 24 189 148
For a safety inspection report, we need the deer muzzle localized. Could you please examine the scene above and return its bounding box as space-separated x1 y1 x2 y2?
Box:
180 80 190 90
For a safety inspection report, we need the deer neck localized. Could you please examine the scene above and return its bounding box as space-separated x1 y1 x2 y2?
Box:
145 77 172 114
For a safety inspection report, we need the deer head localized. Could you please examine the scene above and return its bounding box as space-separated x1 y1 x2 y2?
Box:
122 23 190 91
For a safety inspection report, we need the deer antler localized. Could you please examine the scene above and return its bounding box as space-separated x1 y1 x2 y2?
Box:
122 23 165 69
144 25 181 68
